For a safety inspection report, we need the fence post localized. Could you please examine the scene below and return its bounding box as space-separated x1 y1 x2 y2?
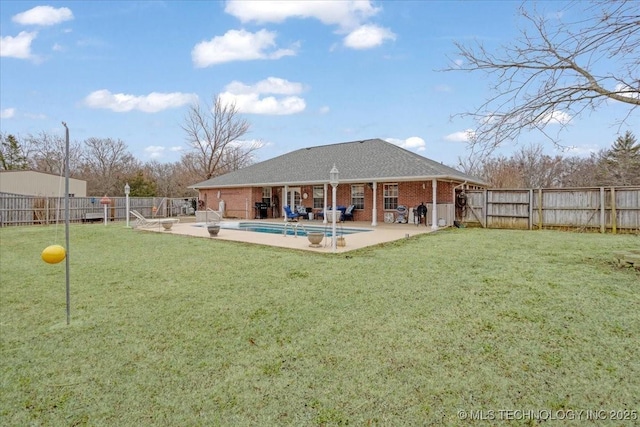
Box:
528 189 533 230
611 187 617 234
537 188 543 230
600 187 605 234
483 188 488 228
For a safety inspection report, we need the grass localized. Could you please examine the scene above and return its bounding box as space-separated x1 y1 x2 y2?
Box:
1 224 638 426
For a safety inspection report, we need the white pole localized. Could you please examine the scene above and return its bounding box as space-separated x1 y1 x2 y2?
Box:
104 203 108 226
323 183 328 224
62 122 70 325
371 182 377 226
332 184 337 252
283 185 289 221
329 164 339 253
125 183 130 228
431 179 438 230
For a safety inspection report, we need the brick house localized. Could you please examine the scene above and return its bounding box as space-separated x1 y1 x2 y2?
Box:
189 138 486 227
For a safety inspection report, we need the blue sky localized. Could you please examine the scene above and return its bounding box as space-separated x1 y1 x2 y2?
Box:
1 1 636 168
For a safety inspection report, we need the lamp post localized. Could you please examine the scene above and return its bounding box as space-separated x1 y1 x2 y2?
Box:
329 164 339 253
124 183 130 228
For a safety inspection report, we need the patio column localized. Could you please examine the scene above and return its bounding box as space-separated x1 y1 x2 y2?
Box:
323 183 328 224
283 185 289 221
431 179 438 230
371 182 378 226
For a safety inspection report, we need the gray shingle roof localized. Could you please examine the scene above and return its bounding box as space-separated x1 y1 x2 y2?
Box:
190 138 486 188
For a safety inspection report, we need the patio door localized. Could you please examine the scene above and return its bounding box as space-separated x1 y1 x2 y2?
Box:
282 187 301 209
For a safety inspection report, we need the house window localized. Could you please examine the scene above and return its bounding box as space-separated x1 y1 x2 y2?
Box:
351 184 364 209
313 186 324 209
262 187 271 205
383 183 398 210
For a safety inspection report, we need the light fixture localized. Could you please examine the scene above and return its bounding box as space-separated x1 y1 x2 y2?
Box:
330 164 339 187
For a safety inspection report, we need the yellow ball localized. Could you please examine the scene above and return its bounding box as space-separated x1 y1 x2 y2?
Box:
42 245 66 264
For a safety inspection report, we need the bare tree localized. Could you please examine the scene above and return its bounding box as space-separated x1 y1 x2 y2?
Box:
78 137 138 196
143 160 197 198
512 144 565 188
22 131 82 176
474 143 585 188
446 1 639 154
181 95 261 180
560 153 604 187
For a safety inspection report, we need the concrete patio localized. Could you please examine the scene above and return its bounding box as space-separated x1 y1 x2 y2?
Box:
136 217 440 253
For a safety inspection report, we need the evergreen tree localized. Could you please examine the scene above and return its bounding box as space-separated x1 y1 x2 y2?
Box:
0 134 29 170
603 131 640 185
126 171 157 197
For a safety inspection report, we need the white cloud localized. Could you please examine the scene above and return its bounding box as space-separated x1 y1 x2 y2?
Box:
192 29 296 67
343 24 395 49
144 146 165 159
386 136 426 152
319 106 330 114
219 93 306 115
225 77 304 95
0 31 37 59
225 0 380 29
538 110 572 125
84 90 197 113
13 6 73 26
219 77 306 115
1 108 16 119
444 129 475 142
169 146 184 153
224 1 392 51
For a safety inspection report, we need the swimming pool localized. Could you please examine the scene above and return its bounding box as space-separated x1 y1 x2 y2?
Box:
194 221 371 237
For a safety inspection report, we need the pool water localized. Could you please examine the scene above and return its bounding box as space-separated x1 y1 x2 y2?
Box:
195 221 371 237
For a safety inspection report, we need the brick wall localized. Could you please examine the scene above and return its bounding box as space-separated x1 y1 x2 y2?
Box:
199 180 463 222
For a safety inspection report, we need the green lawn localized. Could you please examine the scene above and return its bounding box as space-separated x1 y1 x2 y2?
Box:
1 225 638 426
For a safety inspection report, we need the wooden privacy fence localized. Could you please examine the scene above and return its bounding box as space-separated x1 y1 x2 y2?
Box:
0 193 195 226
461 186 640 233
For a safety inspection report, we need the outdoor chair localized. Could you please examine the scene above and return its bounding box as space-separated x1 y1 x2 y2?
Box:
343 205 355 221
130 210 179 228
283 205 301 221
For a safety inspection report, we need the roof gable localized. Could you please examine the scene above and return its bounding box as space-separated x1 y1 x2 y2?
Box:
190 138 486 188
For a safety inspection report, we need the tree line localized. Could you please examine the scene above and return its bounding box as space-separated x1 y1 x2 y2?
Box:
0 97 261 197
460 131 640 188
